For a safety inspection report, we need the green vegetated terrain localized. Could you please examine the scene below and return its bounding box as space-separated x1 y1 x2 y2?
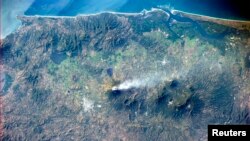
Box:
1 9 250 140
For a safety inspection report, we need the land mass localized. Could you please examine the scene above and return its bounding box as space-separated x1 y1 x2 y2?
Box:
1 9 250 141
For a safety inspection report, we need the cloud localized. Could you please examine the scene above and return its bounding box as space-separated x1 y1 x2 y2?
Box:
1 0 129 38
79 0 128 13
1 0 34 38
57 0 128 15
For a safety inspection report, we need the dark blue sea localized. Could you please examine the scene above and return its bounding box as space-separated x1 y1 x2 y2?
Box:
24 0 249 20
1 0 249 39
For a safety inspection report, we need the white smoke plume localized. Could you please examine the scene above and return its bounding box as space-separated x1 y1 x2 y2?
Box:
112 72 172 91
112 79 142 90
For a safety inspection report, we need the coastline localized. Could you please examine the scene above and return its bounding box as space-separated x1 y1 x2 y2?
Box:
19 8 250 22
2 8 250 39
173 9 250 31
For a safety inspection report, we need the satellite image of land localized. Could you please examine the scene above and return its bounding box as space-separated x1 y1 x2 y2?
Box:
0 1 250 141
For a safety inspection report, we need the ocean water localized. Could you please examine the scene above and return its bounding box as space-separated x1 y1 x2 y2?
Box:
24 0 249 20
1 0 249 38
